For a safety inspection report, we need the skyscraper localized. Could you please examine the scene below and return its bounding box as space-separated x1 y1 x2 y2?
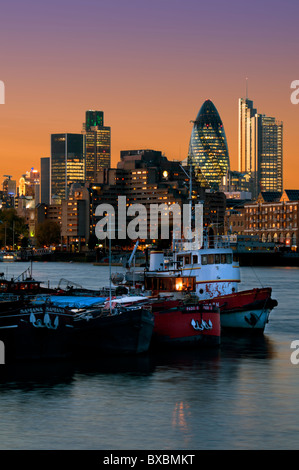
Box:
83 110 111 182
239 97 283 195
188 99 230 190
51 133 85 201
40 157 50 205
238 98 257 174
255 115 283 192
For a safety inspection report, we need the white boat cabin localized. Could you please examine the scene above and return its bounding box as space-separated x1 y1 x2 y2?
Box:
146 237 240 300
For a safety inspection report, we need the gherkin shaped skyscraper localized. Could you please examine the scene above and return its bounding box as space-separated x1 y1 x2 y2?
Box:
188 99 230 190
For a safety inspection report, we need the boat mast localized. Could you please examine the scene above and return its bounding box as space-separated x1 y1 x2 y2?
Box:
109 213 112 314
180 158 193 242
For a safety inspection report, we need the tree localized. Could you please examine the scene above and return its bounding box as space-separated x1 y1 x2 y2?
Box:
35 220 61 247
0 208 28 249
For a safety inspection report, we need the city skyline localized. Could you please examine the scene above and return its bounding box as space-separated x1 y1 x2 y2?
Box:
0 0 299 188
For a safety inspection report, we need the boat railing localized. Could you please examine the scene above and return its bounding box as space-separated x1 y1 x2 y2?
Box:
173 235 231 252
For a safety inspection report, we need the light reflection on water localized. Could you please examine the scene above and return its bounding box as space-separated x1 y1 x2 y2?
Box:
0 262 298 449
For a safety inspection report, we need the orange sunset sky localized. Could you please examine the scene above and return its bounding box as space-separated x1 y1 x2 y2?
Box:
0 0 299 188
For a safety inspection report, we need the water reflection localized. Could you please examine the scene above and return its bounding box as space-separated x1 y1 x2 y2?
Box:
0 354 155 392
220 333 276 360
0 361 76 393
0 333 276 393
172 401 191 432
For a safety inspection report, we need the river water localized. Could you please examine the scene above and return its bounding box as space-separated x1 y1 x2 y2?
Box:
0 261 298 450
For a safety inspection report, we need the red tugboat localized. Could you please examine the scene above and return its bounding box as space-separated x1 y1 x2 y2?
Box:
105 290 220 348
123 235 278 334
150 298 220 348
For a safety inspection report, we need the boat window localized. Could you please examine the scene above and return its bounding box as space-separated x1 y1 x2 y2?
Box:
193 255 198 264
184 255 191 265
177 255 184 267
221 254 226 264
226 254 232 264
175 277 195 292
207 254 214 264
145 276 195 292
201 255 207 265
215 254 220 264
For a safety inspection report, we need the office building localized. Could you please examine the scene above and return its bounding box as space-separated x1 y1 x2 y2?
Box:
2 176 16 197
238 97 283 197
255 115 283 193
40 157 50 205
188 99 230 191
238 98 257 175
88 149 226 247
83 110 111 182
50 133 85 202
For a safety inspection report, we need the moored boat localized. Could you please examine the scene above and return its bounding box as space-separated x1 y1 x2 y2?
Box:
98 294 221 348
0 303 75 361
70 304 155 356
0 268 57 298
198 287 277 333
150 298 220 348
0 295 154 361
120 234 278 334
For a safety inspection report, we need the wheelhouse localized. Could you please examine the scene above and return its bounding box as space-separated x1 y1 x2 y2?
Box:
144 275 196 294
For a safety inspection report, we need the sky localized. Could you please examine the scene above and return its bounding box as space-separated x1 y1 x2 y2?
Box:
0 0 299 188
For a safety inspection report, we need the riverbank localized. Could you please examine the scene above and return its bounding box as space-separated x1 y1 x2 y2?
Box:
236 251 299 267
14 249 299 267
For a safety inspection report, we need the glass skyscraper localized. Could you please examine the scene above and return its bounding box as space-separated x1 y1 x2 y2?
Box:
51 133 85 201
83 110 111 182
256 115 283 193
85 110 104 129
238 97 283 196
188 99 230 190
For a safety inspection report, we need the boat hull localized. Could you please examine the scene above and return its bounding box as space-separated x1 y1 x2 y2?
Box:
71 307 154 356
0 305 75 361
199 287 277 333
150 300 221 348
0 304 155 361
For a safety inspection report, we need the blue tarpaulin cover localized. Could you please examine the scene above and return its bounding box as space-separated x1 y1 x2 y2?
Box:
34 296 107 308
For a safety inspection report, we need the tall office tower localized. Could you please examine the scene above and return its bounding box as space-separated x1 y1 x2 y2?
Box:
255 116 283 193
188 99 230 190
85 110 104 129
238 98 257 175
2 176 16 196
51 133 85 202
83 110 111 182
239 97 283 196
40 157 50 205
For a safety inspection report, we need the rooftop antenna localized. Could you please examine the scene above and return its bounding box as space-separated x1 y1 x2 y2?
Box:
246 77 248 99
